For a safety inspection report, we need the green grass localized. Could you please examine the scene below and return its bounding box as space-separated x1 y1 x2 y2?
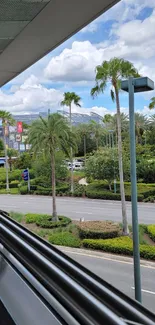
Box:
9 211 24 223
0 188 19 194
49 231 81 247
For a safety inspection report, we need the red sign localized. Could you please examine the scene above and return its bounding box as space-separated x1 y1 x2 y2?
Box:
17 121 23 133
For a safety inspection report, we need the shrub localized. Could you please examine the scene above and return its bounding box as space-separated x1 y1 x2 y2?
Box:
147 225 155 242
83 237 155 260
85 188 144 202
19 185 28 195
49 231 81 247
78 221 120 240
83 237 133 255
25 213 41 224
36 215 71 228
9 180 20 188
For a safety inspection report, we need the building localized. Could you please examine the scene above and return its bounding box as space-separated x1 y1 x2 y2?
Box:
12 111 103 126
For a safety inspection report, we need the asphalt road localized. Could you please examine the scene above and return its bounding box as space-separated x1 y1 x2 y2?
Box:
58 247 155 314
1 194 155 224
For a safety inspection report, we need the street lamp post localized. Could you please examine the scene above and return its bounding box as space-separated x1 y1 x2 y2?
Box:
121 76 154 303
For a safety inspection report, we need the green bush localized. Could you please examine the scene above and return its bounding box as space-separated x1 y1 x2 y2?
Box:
36 215 71 228
79 228 119 240
83 237 133 255
147 225 155 242
19 185 28 195
9 180 20 188
49 231 81 247
82 237 155 260
25 213 41 224
35 186 52 195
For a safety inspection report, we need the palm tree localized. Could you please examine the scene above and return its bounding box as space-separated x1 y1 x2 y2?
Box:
0 110 15 190
91 57 139 235
61 92 81 193
7 148 18 171
28 113 77 221
89 120 104 150
134 113 149 144
149 97 155 110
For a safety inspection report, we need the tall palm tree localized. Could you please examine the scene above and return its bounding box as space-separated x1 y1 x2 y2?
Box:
134 113 149 144
61 92 81 193
91 57 139 235
28 113 76 220
0 110 15 190
149 97 155 110
89 120 104 150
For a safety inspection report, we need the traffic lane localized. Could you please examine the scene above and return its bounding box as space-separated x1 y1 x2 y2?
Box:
1 195 155 224
60 250 155 313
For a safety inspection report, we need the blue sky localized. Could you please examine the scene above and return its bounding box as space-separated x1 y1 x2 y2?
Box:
1 0 155 116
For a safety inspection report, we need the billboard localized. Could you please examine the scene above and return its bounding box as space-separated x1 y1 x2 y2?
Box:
22 135 28 143
26 144 31 150
17 121 23 133
20 143 25 152
16 134 22 142
9 125 17 133
9 134 15 141
13 142 18 150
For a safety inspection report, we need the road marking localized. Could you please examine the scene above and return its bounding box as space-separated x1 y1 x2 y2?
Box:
131 287 155 295
60 249 155 269
74 211 92 215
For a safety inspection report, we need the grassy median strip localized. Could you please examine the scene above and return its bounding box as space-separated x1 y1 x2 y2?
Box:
8 212 155 260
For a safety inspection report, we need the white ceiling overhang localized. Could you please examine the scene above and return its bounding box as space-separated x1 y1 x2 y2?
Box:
0 0 119 86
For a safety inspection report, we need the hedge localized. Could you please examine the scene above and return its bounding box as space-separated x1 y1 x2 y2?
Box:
49 231 81 248
36 215 71 228
82 237 155 260
19 186 28 195
79 228 119 240
147 225 155 242
85 189 144 202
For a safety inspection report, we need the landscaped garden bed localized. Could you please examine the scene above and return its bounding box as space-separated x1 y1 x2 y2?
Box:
8 211 155 260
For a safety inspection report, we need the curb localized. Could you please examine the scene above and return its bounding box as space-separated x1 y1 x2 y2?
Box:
55 246 155 268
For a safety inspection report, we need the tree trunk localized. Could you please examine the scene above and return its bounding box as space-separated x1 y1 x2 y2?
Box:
51 153 58 221
84 134 86 165
115 86 128 235
69 104 74 194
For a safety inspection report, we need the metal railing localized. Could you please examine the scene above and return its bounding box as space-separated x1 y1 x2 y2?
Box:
0 210 155 325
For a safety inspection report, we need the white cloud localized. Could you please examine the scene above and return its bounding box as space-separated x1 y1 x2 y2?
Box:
0 75 63 114
44 7 155 87
81 0 155 33
44 41 104 82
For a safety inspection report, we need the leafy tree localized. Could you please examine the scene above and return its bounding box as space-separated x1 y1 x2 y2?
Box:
85 149 119 190
91 57 139 234
33 151 68 186
28 113 77 220
61 92 81 193
14 152 32 170
149 97 155 110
